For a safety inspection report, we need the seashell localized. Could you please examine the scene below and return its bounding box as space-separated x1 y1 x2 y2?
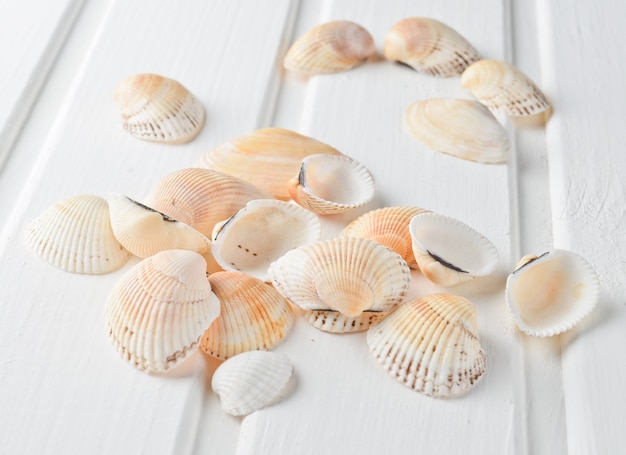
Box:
405 98 510 164
211 199 320 281
409 212 498 286
505 250 599 337
25 194 131 274
114 73 204 143
196 128 342 200
384 17 480 77
284 20 376 74
212 350 294 416
107 193 210 258
340 206 430 269
269 237 410 319
303 309 387 334
287 154 375 215
201 271 295 359
367 293 486 398
461 59 550 116
105 249 220 373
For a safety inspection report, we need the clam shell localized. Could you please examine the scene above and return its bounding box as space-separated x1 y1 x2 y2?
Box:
105 250 220 373
303 309 387 334
405 98 510 164
201 271 295 359
114 73 204 143
367 293 486 398
384 17 480 77
284 20 375 74
25 195 131 274
505 250 599 337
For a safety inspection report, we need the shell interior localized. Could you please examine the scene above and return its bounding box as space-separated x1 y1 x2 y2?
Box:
303 309 387 333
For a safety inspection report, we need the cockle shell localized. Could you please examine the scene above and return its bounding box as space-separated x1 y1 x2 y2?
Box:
284 20 376 74
196 128 342 200
384 17 480 77
114 73 204 143
105 250 220 373
405 98 510 164
201 271 295 359
303 309 387 334
409 212 498 286
461 59 550 116
212 351 294 416
505 250 599 337
367 293 486 398
25 194 131 274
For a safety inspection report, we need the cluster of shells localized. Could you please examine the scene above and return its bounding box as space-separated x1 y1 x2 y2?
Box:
25 17 599 412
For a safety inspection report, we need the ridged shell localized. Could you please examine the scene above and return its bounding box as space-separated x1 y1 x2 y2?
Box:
367 294 486 398
201 271 295 359
114 73 204 143
284 21 376 74
384 17 480 77
303 309 387 333
405 98 510 164
461 60 550 116
196 128 342 200
25 195 131 274
269 237 411 318
212 351 294 416
105 250 220 373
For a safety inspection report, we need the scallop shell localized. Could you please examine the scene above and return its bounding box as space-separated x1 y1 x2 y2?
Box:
212 350 294 417
196 128 342 200
461 59 550 116
269 237 410 319
405 98 510 164
367 293 486 398
409 212 498 286
384 17 480 77
505 250 599 337
107 193 210 258
303 309 387 333
284 20 376 74
288 154 375 215
105 249 220 373
201 271 295 359
211 199 320 281
114 73 204 143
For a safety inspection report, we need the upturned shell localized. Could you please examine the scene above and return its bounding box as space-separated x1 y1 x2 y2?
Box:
284 21 376 74
384 17 480 77
367 293 486 398
105 250 220 373
303 309 387 334
114 73 204 143
25 195 131 274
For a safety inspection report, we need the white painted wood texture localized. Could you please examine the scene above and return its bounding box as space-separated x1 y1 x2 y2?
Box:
0 0 623 454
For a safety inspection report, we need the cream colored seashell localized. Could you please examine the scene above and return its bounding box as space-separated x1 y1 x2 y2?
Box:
340 206 430 269
367 293 486 398
105 250 220 373
284 20 376 74
461 59 550 116
405 98 510 164
212 350 294 416
505 250 599 337
25 195 131 274
288 154 375 215
303 309 387 333
384 17 480 77
211 199 320 281
409 212 498 286
107 193 210 258
201 271 295 359
269 237 410 318
196 128 342 200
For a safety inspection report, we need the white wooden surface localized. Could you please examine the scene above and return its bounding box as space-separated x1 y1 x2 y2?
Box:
0 0 623 454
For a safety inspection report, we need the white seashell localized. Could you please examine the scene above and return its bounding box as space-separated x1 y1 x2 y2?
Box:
25 194 131 274
212 350 294 416
303 309 387 333
505 250 599 337
409 211 498 286
367 293 486 398
405 98 510 164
